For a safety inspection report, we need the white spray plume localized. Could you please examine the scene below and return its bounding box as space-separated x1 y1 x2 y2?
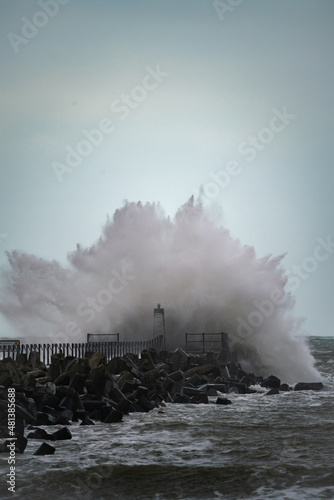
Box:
0 197 320 382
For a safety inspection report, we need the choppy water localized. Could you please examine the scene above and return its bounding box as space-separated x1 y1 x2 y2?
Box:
1 336 334 500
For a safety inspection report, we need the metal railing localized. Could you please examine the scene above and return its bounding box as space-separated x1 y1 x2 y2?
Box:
0 335 164 364
185 332 230 353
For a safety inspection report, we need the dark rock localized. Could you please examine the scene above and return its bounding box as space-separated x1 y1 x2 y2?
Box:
279 383 290 391
183 364 218 379
27 428 56 440
82 400 105 411
137 394 156 412
172 393 190 404
264 388 280 396
103 409 123 423
294 382 324 391
261 375 281 389
0 372 13 388
69 373 86 393
107 357 130 375
34 411 56 426
88 352 106 370
240 375 257 387
34 442 56 455
171 348 190 371
228 381 247 394
168 369 184 382
45 382 57 395
58 396 74 411
207 386 217 396
189 394 209 404
139 350 155 371
54 373 71 386
79 415 95 425
27 351 42 369
52 427 72 440
228 386 240 394
216 397 232 405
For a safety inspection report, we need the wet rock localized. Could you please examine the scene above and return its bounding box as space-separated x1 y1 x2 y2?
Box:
88 352 106 370
27 428 56 440
103 408 123 423
261 375 281 389
264 388 280 396
34 442 56 455
228 386 240 394
189 393 209 404
52 427 72 440
139 349 155 371
172 393 190 404
294 382 324 391
216 397 232 405
107 357 131 375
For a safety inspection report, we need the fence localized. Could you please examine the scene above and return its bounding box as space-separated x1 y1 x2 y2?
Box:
185 332 230 353
0 335 164 365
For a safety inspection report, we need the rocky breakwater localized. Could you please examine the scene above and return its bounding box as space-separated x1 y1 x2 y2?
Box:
0 347 324 456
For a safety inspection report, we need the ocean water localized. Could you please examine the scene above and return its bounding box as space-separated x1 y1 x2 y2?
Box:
1 336 334 500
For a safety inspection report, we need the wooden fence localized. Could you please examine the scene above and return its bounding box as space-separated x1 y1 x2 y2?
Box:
0 335 164 365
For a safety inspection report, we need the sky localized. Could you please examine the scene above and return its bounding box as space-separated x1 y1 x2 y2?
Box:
0 0 333 339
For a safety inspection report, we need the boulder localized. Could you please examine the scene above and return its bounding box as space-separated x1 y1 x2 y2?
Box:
52 427 72 440
216 397 232 405
294 382 324 391
261 375 281 389
34 442 56 455
103 409 123 423
264 388 280 396
88 352 106 370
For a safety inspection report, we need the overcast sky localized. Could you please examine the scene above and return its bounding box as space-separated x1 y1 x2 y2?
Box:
0 0 333 338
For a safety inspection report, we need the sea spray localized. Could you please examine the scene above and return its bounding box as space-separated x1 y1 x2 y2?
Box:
0 197 320 382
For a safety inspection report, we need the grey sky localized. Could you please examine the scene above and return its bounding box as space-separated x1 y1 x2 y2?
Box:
0 0 333 337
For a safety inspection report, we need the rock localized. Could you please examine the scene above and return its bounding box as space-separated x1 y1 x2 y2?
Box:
228 386 239 394
52 427 72 440
168 369 184 382
171 348 190 371
279 383 290 391
79 415 95 425
189 394 209 404
103 409 123 423
107 357 130 375
264 388 280 396
88 352 106 370
27 351 42 369
172 393 190 404
216 397 232 405
261 375 281 389
294 382 324 391
45 382 57 395
34 442 56 455
139 350 155 371
27 428 56 440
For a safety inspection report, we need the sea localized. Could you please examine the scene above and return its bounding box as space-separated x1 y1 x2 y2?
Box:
1 336 334 500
